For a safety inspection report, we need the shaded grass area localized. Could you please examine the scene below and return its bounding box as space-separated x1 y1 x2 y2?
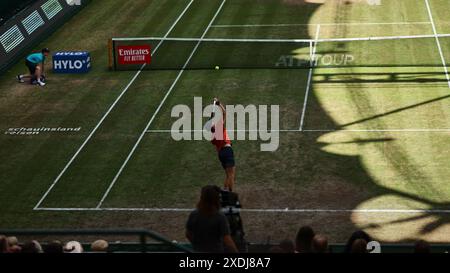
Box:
0 0 449 243
0 0 216 223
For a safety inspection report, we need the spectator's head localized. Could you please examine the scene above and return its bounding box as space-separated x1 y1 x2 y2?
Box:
278 239 295 253
21 240 43 253
91 240 109 252
8 245 22 253
345 230 372 253
64 241 83 253
295 226 315 253
350 239 368 253
312 235 329 253
7 236 18 247
44 241 63 253
414 240 430 253
7 236 22 253
197 185 221 216
0 235 8 253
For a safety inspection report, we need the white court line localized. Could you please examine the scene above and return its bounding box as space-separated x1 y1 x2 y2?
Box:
118 33 450 44
299 25 321 131
144 129 450 133
145 129 301 133
211 21 431 28
425 0 450 89
304 129 450 132
96 0 228 209
33 0 196 210
33 207 450 214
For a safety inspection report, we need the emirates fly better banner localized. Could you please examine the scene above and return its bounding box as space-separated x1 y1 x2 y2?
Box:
117 45 151 65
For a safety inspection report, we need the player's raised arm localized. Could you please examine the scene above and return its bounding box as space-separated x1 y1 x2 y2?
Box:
214 98 226 123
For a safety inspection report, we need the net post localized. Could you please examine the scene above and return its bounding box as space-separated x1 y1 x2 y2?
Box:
309 40 313 67
108 38 113 70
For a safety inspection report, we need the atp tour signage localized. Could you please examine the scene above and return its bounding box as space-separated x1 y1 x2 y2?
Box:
117 45 151 65
53 51 91 73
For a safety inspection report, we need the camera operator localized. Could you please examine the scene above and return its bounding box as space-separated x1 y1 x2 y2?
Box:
186 185 238 253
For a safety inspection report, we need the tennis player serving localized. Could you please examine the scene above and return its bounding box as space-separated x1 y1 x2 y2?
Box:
211 98 236 192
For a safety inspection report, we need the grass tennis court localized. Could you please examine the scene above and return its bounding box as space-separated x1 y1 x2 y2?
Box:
0 0 449 243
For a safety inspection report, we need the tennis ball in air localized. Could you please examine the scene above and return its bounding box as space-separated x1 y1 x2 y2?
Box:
215 66 220 70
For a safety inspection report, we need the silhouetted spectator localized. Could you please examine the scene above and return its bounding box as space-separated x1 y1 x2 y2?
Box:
344 230 372 253
8 246 21 253
350 239 368 253
278 239 295 253
21 240 43 253
186 185 238 253
295 226 315 253
312 235 329 253
91 240 109 252
6 237 21 253
414 240 430 253
44 241 63 253
64 241 83 253
0 235 9 253
3 236 29 253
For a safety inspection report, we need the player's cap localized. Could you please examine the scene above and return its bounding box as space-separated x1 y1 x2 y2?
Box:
41 48 50 53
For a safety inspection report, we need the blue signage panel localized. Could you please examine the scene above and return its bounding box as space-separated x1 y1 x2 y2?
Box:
53 51 91 73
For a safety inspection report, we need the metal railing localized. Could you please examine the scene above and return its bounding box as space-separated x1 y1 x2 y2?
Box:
1 229 449 253
0 228 193 253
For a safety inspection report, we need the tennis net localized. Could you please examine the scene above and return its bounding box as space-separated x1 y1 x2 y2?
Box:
108 34 450 71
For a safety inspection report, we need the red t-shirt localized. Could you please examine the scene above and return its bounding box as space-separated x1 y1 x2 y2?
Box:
211 119 231 152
